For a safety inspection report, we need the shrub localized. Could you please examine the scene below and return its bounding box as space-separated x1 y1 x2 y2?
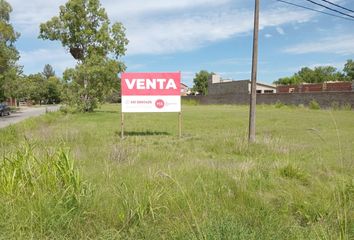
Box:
275 100 285 108
309 99 320 110
60 105 77 114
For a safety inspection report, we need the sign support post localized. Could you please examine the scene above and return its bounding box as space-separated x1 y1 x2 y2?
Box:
121 72 181 136
121 112 124 139
178 112 182 138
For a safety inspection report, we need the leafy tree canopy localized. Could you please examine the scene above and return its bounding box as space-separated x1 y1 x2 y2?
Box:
343 59 354 80
193 70 212 95
17 73 63 104
39 0 128 111
39 0 128 61
274 65 348 85
42 64 55 79
62 54 123 111
0 0 20 102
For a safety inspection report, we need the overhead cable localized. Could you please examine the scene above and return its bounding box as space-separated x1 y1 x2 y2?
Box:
276 0 354 22
319 0 354 14
304 0 354 19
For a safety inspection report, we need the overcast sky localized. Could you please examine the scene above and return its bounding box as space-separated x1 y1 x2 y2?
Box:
7 0 354 86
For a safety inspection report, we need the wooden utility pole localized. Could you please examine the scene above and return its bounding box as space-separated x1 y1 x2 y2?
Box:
248 0 260 143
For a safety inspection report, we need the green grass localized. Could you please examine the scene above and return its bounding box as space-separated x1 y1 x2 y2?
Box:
0 104 353 239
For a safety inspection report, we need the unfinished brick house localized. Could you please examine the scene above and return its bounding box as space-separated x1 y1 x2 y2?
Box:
276 81 354 93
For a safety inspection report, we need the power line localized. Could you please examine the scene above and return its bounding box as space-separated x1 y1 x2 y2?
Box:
304 0 354 19
276 0 354 22
319 0 354 14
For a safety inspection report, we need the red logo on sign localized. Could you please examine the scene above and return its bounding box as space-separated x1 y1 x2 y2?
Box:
155 99 165 109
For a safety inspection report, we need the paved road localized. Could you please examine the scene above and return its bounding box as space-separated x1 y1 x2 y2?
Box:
0 105 60 129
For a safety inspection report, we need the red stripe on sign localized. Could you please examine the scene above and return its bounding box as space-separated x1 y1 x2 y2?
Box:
121 72 181 96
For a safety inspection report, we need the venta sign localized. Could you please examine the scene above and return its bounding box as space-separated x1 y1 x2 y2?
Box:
121 72 181 113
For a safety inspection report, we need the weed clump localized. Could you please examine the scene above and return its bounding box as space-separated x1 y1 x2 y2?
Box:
279 164 308 183
309 99 320 110
0 142 91 237
275 100 285 108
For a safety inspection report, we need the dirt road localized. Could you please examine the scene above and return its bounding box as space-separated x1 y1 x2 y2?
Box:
0 106 60 129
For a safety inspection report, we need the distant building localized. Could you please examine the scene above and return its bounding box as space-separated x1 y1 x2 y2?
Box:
181 83 190 96
6 97 17 107
276 81 354 93
208 74 276 95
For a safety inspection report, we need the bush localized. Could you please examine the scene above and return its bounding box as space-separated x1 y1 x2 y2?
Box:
275 100 285 108
309 99 320 110
60 105 77 114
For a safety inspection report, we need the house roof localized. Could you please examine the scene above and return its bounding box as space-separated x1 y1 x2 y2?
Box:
181 82 189 88
255 82 276 89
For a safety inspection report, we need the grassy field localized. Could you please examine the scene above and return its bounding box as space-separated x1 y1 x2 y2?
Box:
0 104 353 239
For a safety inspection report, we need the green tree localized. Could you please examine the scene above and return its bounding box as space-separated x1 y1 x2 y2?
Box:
193 70 212 95
46 76 62 104
274 76 301 85
312 66 343 83
274 66 345 85
17 73 63 104
22 74 47 104
343 59 354 80
62 55 121 110
39 0 128 111
42 64 55 79
296 67 315 83
0 0 20 102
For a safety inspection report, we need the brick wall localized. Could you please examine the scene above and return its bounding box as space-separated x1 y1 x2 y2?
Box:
325 82 352 91
276 81 353 93
184 92 354 109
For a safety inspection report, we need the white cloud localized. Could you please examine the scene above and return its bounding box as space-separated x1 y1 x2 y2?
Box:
284 34 354 55
276 27 285 35
308 61 346 70
125 7 313 55
7 0 315 74
8 0 314 55
265 33 272 38
9 0 67 34
8 0 231 34
105 0 231 19
19 48 76 74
